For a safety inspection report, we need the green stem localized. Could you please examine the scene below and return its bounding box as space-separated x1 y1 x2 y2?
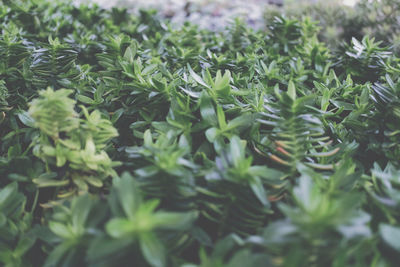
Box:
30 189 39 214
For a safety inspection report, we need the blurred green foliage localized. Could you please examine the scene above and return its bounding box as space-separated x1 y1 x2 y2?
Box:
265 0 400 55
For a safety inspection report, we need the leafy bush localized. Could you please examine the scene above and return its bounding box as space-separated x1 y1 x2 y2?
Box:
1 0 400 266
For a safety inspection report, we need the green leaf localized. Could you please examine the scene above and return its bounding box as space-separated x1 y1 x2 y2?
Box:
152 211 197 230
226 114 252 130
380 224 400 251
111 108 124 123
288 80 296 100
43 242 73 267
139 232 165 267
48 221 72 239
77 95 95 104
114 173 141 219
321 89 330 112
213 70 231 96
249 177 269 206
33 178 69 188
143 129 153 146
124 43 137 62
85 176 103 187
71 195 92 233
0 182 18 205
199 93 218 126
205 127 219 143
17 111 35 127
106 218 134 238
188 64 209 88
293 175 313 209
216 105 227 129
230 136 245 167
15 234 37 257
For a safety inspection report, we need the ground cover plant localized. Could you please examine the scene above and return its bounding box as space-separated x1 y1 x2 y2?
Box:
1 0 400 266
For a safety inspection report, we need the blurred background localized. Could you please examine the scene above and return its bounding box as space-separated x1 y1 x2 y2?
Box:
74 0 359 31
73 0 400 54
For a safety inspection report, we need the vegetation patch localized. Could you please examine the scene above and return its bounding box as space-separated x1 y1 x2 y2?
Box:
1 0 400 266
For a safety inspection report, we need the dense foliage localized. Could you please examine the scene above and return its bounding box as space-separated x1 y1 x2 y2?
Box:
265 0 400 54
1 0 400 266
